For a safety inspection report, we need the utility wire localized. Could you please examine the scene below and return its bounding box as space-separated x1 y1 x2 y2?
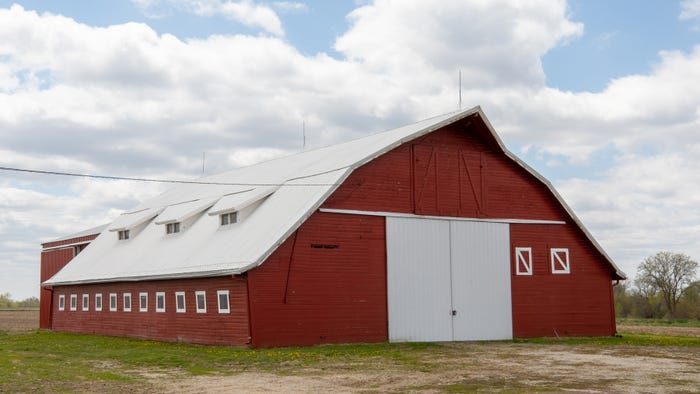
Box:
0 165 341 187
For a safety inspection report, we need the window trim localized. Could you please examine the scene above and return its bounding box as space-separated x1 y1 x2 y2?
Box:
195 291 206 314
220 212 237 226
118 229 130 240
156 292 166 312
70 294 77 311
95 293 103 312
166 222 181 234
139 292 148 312
515 247 533 276
58 294 65 311
175 291 186 313
123 293 132 312
217 290 230 314
82 294 89 311
109 293 118 311
551 248 571 274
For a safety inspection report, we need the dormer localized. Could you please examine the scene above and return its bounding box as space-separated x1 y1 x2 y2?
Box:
108 206 163 241
154 197 218 235
208 186 278 227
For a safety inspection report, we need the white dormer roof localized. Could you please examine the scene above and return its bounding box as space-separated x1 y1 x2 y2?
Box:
44 107 625 286
108 207 164 232
154 197 219 225
208 186 279 216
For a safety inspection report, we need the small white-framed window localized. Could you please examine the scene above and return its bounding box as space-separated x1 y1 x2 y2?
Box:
551 248 571 274
118 230 130 240
139 292 148 312
217 290 230 314
220 212 237 226
70 294 77 311
82 294 89 311
166 222 181 234
175 292 186 313
156 292 165 312
95 293 103 311
195 291 206 313
109 293 117 311
515 247 533 276
58 294 65 311
123 293 132 312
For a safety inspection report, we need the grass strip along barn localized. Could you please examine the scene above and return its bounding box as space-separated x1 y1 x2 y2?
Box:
41 107 626 347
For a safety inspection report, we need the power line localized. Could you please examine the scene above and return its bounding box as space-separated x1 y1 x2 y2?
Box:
0 165 341 187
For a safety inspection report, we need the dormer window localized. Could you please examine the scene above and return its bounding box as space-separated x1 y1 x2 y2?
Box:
166 222 181 234
118 230 130 240
220 212 237 226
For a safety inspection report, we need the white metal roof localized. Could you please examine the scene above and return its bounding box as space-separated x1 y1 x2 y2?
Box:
42 223 109 247
44 106 625 286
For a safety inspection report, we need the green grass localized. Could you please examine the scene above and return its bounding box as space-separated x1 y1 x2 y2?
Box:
0 330 434 392
1 329 698 392
617 317 700 327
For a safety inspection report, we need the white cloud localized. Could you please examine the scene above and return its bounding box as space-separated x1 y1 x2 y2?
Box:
680 0 700 20
557 153 700 278
132 0 284 36
335 0 583 88
273 2 308 13
1 1 699 297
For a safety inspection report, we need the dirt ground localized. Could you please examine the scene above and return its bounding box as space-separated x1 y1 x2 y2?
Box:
3 311 699 393
159 324 700 393
0 310 38 331
158 341 700 393
617 323 700 337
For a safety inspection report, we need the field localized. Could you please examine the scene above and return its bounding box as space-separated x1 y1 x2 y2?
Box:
1 311 699 393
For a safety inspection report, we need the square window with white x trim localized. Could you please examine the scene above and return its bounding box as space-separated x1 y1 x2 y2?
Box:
550 248 570 274
515 247 533 275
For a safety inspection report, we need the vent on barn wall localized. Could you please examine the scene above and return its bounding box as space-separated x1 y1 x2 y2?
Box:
311 244 339 249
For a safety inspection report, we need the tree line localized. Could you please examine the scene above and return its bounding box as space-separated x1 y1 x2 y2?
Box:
615 252 699 319
0 292 40 309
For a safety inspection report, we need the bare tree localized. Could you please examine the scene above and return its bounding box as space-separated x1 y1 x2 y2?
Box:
636 252 698 317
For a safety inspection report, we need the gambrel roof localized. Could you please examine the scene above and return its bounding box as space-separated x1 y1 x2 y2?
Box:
44 106 625 286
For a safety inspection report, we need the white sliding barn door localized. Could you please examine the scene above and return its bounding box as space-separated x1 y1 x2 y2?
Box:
386 217 512 342
386 218 453 342
449 221 512 340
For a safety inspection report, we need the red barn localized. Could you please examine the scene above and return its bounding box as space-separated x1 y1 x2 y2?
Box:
39 224 105 329
42 107 625 347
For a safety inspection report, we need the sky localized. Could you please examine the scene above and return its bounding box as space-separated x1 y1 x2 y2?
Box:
1 0 700 300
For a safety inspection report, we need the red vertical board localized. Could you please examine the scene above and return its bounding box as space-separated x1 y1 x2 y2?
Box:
323 123 565 221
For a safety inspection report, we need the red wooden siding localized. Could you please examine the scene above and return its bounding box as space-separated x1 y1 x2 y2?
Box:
248 213 387 348
40 248 75 328
510 224 615 337
51 276 249 346
318 119 616 339
323 123 566 222
40 233 100 329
